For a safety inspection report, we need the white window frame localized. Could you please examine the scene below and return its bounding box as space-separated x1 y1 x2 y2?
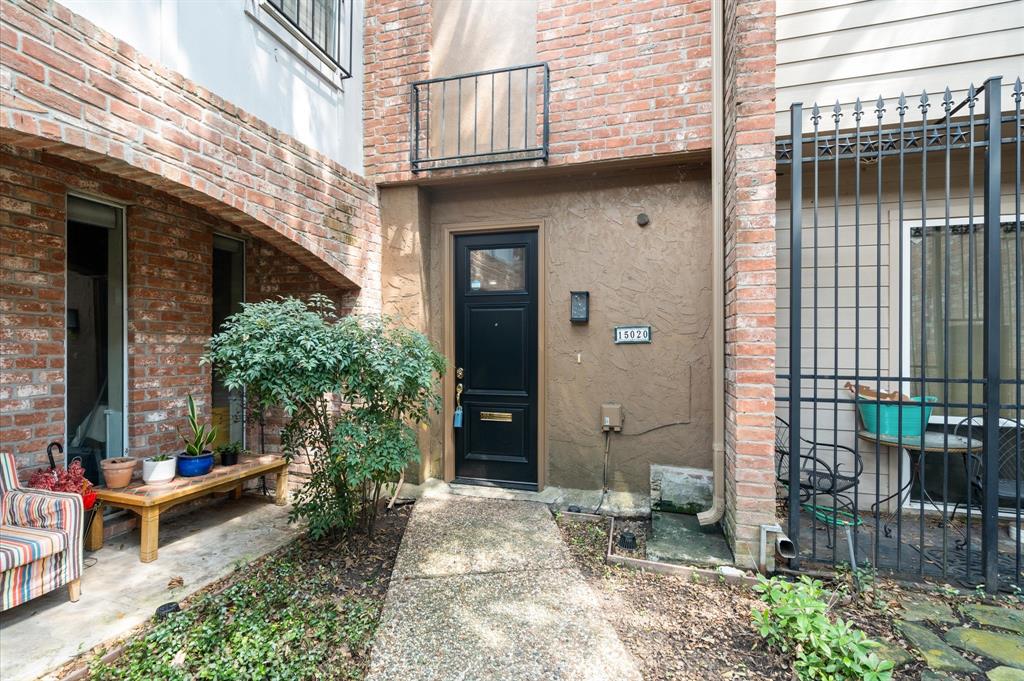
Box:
893 213 1022 517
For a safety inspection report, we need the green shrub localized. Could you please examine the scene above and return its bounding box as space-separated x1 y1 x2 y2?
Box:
752 575 894 681
204 295 444 539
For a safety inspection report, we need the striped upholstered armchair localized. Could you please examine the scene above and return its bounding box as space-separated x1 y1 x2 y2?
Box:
0 453 83 611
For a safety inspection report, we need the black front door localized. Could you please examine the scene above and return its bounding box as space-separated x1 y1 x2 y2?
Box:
453 230 538 489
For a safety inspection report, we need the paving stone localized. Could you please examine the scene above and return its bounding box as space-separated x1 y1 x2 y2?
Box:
988 667 1024 681
896 621 980 674
900 595 959 624
921 672 953 681
961 603 1024 635
946 627 1024 670
873 640 914 668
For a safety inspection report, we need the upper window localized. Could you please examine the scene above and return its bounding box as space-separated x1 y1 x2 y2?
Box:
262 0 352 78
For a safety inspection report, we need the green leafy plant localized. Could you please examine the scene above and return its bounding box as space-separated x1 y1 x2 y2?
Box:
752 575 894 681
148 454 173 462
89 542 382 680
204 295 445 539
216 441 245 456
177 395 218 456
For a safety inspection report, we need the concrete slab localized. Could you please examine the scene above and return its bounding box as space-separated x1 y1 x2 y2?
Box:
0 495 298 681
368 492 642 681
391 494 571 578
650 464 712 514
646 511 734 567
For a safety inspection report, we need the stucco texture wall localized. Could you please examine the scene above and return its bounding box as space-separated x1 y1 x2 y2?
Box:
381 166 713 492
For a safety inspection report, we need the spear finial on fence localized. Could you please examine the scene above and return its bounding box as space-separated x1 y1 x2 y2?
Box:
919 90 930 114
853 97 864 123
832 99 843 123
897 92 908 116
1014 77 1022 103
875 95 885 119
943 87 953 112
811 102 822 126
968 83 977 109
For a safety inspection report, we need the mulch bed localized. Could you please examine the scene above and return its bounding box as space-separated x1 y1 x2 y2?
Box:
55 504 411 681
556 514 948 681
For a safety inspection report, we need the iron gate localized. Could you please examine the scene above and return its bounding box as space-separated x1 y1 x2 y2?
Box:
776 76 1023 593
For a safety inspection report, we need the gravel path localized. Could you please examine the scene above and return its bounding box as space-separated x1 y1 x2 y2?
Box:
366 491 642 681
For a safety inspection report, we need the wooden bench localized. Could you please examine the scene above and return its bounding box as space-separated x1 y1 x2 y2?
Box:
85 455 289 563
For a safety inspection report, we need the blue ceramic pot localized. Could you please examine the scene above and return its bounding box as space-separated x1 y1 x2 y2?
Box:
177 452 214 477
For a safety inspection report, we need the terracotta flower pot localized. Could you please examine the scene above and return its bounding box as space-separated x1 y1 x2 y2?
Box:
100 457 136 489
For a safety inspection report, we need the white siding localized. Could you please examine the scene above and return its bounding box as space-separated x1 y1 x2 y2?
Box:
775 0 1024 134
62 0 364 171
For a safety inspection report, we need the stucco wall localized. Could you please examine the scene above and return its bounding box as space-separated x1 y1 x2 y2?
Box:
381 166 713 492
430 0 536 76
60 0 365 170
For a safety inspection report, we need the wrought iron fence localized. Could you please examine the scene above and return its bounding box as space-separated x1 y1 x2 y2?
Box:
410 63 549 172
775 76 1023 593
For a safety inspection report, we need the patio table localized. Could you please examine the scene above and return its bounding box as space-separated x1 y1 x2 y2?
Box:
85 455 288 562
858 430 981 537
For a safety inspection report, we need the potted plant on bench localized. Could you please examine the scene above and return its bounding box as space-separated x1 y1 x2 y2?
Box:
142 453 177 485
176 395 217 477
28 457 97 510
215 441 244 467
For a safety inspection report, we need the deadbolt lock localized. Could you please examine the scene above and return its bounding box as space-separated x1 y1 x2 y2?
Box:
456 367 464 379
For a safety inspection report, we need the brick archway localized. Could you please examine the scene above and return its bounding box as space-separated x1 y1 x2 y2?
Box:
1 0 380 306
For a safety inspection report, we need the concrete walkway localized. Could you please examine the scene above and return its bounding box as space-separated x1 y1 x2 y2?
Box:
367 490 641 681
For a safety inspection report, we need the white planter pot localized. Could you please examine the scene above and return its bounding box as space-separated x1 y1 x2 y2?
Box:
142 456 177 485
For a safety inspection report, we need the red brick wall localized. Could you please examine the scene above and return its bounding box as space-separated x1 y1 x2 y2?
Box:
362 0 432 183
537 0 711 165
721 0 778 566
1 0 381 310
362 0 712 184
0 145 351 473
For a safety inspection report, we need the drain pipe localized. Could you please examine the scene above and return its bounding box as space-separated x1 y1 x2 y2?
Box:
759 523 797 573
697 0 725 528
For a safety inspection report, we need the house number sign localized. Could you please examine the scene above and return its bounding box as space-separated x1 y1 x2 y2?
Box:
614 325 651 344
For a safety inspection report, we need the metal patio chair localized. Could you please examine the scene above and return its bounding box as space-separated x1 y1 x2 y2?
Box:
953 417 1024 514
775 416 865 551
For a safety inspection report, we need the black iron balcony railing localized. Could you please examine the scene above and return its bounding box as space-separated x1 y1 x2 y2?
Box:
410 63 550 172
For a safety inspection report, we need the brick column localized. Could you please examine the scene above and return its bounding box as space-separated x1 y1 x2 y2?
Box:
721 0 777 568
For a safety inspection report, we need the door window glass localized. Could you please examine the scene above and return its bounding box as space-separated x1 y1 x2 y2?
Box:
468 247 526 292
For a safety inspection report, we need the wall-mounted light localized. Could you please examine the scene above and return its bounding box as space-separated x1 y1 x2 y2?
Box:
570 291 589 324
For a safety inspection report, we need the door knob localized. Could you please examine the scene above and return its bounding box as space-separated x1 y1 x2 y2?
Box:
456 383 463 407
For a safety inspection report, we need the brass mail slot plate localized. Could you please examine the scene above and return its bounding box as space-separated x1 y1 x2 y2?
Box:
480 411 513 423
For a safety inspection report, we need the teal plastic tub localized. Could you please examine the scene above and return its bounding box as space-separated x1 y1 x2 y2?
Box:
856 395 937 437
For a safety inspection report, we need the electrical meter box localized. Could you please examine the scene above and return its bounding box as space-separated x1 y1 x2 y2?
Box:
601 403 623 432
